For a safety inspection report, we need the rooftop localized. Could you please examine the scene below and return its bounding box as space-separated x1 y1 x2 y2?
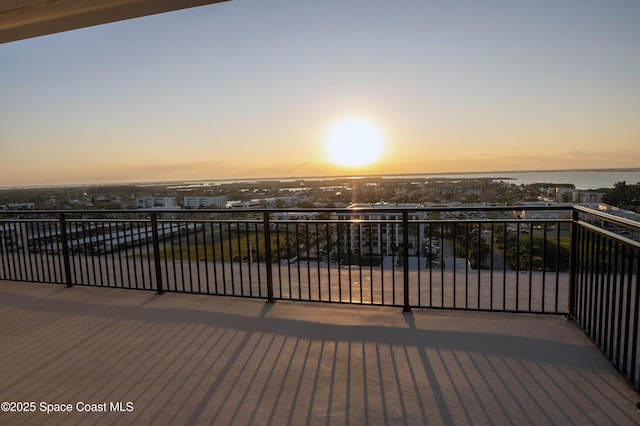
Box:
1 280 638 424
0 0 229 44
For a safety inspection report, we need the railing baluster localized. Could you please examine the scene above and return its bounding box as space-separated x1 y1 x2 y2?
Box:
263 212 275 303
140 221 149 290
428 222 433 308
45 222 55 282
443 222 448 308
326 222 332 303
124 221 133 288
237 221 244 296
515 221 521 311
26 221 35 281
453 221 457 309
77 223 88 285
402 211 410 312
622 250 633 376
212 222 220 295
0 222 7 280
587 233 600 337
194 221 202 294
306 223 312 300
97 222 107 286
295 222 301 299
465 222 469 310
185 220 193 292
368 221 373 304
246 222 254 297
347 223 353 304
502 222 507 311
597 239 609 348
202 222 210 294
579 227 589 325
150 213 164 295
18 222 27 281
251 222 262 297
358 221 363 304
477 222 481 310
629 252 640 386
58 212 73 287
615 246 627 368
608 242 619 359
391 222 396 306
226 222 234 295
276 222 282 298
541 222 547 312
114 221 123 287
554 221 561 313
602 239 613 355
489 222 494 310
12 221 19 281
336 222 343 303
105 222 117 287
528 221 533 313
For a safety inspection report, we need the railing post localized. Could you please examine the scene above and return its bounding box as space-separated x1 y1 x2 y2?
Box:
150 213 164 295
568 207 580 317
58 212 73 287
263 211 275 303
402 211 411 312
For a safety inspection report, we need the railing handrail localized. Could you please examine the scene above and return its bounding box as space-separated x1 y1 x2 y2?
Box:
1 204 577 216
574 205 640 231
576 219 640 250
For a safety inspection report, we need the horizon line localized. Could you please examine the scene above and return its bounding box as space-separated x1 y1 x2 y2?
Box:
2 166 640 191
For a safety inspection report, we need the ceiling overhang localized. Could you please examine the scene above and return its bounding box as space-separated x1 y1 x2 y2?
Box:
0 0 230 44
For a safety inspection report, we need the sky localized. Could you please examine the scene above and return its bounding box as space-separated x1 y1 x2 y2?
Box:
1 0 640 187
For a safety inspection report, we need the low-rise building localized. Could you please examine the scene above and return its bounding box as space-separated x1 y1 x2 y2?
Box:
1 203 35 210
183 196 227 209
336 202 426 257
136 196 177 209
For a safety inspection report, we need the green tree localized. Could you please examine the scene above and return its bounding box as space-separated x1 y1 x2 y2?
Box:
603 181 640 212
503 234 570 272
454 224 491 269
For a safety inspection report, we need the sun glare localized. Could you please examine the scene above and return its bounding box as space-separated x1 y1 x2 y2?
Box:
325 118 384 168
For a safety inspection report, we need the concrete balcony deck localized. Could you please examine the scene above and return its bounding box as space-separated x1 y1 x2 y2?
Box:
1 280 638 425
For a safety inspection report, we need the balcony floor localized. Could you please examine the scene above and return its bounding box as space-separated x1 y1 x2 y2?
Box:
1 280 638 425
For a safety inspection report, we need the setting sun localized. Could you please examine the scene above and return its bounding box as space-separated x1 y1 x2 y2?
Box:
325 118 385 168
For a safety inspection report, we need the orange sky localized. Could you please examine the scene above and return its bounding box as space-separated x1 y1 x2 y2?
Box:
1 0 639 187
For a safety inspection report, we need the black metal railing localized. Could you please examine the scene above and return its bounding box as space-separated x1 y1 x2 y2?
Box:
569 206 640 392
1 205 639 389
0 206 576 309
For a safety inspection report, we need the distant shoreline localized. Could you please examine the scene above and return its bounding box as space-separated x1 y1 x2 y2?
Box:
2 167 640 191
174 167 640 185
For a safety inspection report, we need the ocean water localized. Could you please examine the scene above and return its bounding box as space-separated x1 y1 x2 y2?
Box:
403 170 640 190
179 169 640 191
